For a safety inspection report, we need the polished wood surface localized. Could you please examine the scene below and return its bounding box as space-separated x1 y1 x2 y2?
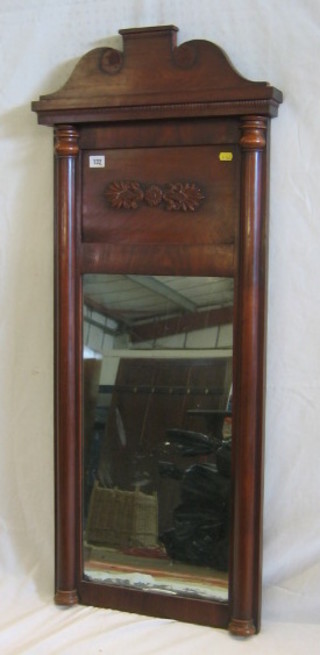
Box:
32 25 281 123
229 117 269 635
54 125 80 605
81 144 238 246
32 25 282 635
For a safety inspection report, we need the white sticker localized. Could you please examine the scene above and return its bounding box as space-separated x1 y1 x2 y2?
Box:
89 155 105 168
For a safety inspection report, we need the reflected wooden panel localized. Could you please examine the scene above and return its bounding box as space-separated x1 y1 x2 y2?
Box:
82 274 233 601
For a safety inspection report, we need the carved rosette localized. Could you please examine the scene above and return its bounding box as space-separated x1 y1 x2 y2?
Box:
99 47 123 75
105 181 144 209
162 182 204 211
105 181 204 212
172 42 197 69
144 184 163 207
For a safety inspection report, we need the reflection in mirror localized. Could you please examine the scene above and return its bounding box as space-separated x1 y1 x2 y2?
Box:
82 274 233 602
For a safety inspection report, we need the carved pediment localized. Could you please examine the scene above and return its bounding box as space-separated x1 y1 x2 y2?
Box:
32 25 282 123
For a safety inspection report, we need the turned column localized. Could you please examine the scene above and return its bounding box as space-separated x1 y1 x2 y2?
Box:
54 125 79 606
229 117 268 636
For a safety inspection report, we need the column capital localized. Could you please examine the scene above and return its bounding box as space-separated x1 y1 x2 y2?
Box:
240 116 267 151
54 125 79 156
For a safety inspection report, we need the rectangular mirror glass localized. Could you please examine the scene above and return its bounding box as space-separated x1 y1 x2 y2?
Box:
82 274 233 602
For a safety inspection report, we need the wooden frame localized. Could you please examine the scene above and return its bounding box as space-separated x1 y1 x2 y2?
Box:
32 25 282 635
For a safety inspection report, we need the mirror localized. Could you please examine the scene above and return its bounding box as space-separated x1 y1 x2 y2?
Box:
82 274 233 602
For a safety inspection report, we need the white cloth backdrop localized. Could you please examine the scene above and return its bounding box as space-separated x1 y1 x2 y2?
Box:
1 1 320 652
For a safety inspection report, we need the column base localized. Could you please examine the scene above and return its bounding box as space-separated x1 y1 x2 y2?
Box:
55 589 79 606
228 618 256 637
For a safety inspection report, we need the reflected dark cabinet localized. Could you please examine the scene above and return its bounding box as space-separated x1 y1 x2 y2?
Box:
32 26 282 635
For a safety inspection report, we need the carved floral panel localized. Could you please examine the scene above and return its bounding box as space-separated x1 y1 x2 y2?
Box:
105 181 205 212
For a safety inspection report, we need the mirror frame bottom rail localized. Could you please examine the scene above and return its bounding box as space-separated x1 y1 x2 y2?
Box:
77 579 230 630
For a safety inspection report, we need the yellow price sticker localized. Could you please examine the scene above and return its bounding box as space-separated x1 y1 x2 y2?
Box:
219 152 233 161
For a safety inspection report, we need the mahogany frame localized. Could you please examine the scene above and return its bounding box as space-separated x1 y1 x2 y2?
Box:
32 25 282 636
